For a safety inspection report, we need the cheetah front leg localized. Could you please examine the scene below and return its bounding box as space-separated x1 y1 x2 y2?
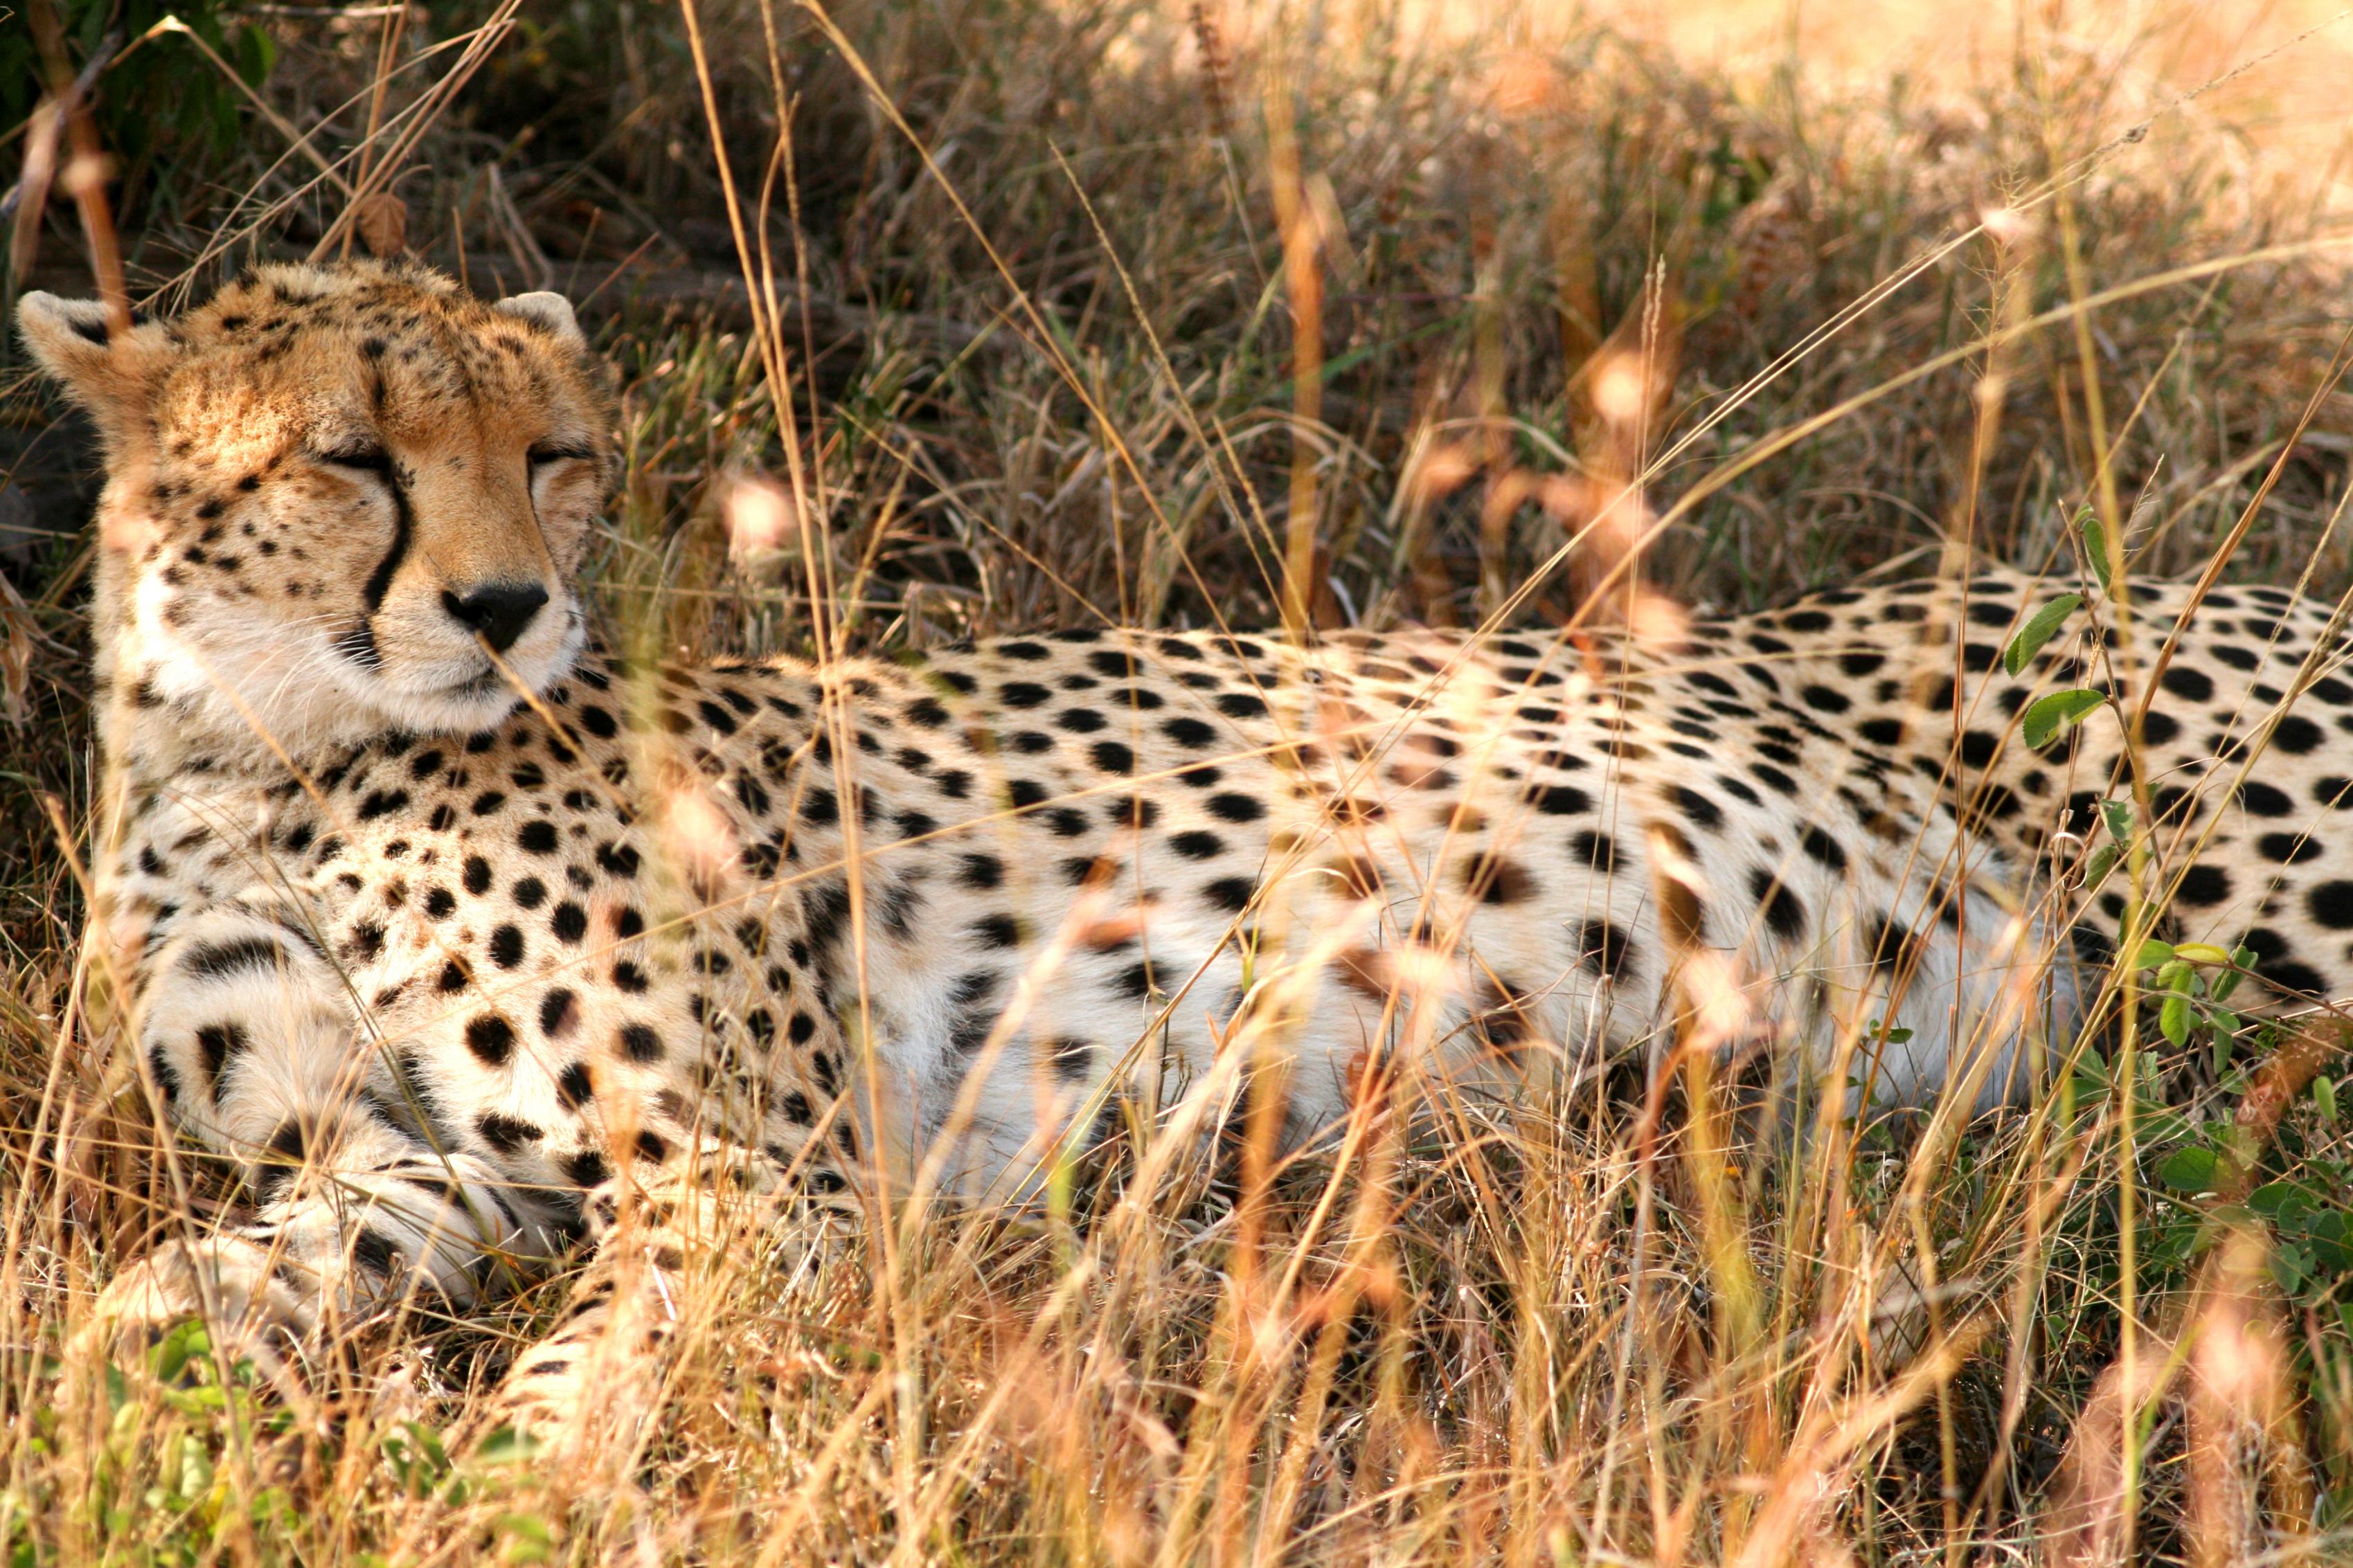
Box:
95 897 558 1364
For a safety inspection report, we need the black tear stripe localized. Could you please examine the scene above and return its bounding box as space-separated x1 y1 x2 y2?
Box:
337 465 413 669
358 465 415 615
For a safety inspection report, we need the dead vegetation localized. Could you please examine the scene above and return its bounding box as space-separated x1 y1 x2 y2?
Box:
5 1 2353 1561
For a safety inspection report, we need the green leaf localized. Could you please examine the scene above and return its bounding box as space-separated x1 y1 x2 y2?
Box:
2081 843 2120 894
2213 946 2257 1002
2318 1076 2340 1126
150 1318 208 1384
2005 592 2082 675
2132 938 2176 970
2159 1145 2221 1193
2080 507 2113 591
2160 991 2190 1045
2098 797 2133 842
238 24 277 89
2022 687 2106 750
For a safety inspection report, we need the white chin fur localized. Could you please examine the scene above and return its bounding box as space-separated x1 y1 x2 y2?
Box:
377 613 584 732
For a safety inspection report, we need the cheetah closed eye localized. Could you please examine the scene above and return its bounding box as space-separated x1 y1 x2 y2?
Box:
24 261 2352 1439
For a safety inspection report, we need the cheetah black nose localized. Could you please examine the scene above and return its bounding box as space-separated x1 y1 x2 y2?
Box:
442 582 549 654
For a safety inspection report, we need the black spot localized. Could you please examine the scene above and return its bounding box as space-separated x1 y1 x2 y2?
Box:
1672 787 1723 831
2274 714 2324 755
1207 792 1264 823
511 876 547 910
958 854 1004 890
184 937 287 981
1525 783 1591 815
465 1014 516 1065
1800 827 1848 874
1170 830 1224 860
518 820 560 854
343 919 386 963
2257 833 2320 865
556 1061 593 1108
2159 665 2215 702
1465 855 1531 905
1749 869 1806 940
537 989 580 1039
1571 830 1618 869
1577 919 1633 977
972 914 1024 948
350 1227 402 1279
2307 881 2353 930
1163 717 1217 748
2264 959 2329 998
488 924 525 968
1857 718 1903 746
476 1113 543 1153
2174 865 2231 908
1202 876 1256 912
2237 782 2294 818
193 1020 248 1085
619 1023 663 1062
1867 917 1920 974
1089 650 1143 679
1800 685 1850 714
562 1150 609 1187
552 902 588 943
1091 741 1136 773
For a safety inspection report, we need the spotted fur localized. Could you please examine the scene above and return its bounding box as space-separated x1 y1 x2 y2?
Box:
21 263 2347 1436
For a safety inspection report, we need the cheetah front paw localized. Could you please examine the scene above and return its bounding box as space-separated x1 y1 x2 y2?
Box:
82 1234 323 1374
580 1142 788 1246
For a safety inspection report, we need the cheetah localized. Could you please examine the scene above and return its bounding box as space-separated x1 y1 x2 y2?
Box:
19 261 2352 1428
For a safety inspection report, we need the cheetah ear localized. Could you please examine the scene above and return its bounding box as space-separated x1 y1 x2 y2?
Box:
492 291 584 352
15 292 178 418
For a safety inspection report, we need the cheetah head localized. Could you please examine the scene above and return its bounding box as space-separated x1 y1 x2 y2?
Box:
17 260 617 751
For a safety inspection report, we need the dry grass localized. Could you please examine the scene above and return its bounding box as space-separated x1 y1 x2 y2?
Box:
6 0 2353 1561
